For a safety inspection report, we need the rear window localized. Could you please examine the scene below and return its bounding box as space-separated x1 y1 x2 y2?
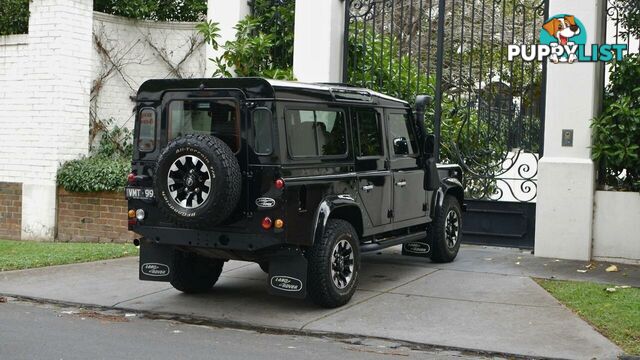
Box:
168 99 240 152
138 108 156 152
285 109 347 158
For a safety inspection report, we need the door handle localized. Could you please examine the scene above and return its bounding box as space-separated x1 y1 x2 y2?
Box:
395 180 407 187
361 184 374 192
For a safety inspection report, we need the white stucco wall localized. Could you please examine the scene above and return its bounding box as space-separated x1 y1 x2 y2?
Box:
92 12 205 131
593 191 640 264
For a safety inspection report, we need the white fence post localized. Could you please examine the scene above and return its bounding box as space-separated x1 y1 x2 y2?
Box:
206 0 251 77
293 0 346 82
14 0 94 240
534 0 606 260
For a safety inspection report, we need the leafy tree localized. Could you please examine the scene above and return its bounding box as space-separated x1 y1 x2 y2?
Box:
93 0 207 22
0 0 29 35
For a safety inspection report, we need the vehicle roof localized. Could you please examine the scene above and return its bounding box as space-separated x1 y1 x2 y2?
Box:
136 77 409 107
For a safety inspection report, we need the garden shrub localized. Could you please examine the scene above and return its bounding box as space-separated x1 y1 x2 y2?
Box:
0 0 29 35
57 122 132 193
592 54 640 192
93 0 207 22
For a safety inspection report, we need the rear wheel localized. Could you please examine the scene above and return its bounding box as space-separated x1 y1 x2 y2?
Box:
307 219 360 308
429 195 462 263
170 251 224 293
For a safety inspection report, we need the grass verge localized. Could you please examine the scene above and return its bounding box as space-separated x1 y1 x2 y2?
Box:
0 239 138 272
536 279 640 355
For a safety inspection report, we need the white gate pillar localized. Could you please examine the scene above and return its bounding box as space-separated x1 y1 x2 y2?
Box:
206 0 251 76
293 0 345 82
534 0 606 260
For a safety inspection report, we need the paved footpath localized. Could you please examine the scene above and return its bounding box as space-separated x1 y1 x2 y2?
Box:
1 245 635 359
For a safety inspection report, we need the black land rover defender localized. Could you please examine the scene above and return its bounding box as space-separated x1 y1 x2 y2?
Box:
127 78 464 308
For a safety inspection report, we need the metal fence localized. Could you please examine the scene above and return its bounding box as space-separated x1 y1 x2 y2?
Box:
344 0 547 202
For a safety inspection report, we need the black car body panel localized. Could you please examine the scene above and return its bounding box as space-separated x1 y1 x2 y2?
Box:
128 77 464 299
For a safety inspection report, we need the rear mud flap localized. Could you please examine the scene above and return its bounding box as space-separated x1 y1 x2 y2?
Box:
401 236 433 258
139 240 174 282
267 248 307 299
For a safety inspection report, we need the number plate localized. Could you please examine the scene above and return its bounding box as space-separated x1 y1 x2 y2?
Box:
125 187 154 200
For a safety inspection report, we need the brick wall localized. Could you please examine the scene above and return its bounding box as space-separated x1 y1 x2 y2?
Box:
57 188 135 243
0 183 22 240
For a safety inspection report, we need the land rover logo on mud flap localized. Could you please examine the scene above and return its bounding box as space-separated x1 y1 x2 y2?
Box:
405 242 431 254
255 197 276 208
270 276 302 292
141 263 170 277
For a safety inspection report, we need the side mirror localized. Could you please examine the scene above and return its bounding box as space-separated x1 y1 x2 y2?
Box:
393 137 409 155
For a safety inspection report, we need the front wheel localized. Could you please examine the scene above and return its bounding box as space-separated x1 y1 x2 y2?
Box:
307 219 360 308
429 195 462 263
170 251 224 293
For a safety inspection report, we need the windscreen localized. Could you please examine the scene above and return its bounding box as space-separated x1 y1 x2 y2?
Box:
167 99 240 152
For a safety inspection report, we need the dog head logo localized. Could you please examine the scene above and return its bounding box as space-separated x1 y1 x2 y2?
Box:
540 14 587 64
543 15 581 46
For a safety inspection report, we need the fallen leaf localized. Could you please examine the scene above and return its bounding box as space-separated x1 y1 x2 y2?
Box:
605 265 619 272
0 296 6 303
124 313 136 318
515 262 521 265
577 269 588 273
585 263 596 270
615 285 631 289
172 330 182 334
605 288 617 293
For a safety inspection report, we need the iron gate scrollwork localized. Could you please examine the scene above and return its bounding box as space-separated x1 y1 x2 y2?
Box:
344 0 548 248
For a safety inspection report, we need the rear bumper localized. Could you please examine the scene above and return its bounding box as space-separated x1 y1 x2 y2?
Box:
132 225 285 251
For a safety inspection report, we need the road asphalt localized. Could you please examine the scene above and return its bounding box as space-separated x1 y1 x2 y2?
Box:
1 301 494 360
1 245 636 359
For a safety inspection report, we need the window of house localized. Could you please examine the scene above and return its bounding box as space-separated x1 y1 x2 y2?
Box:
285 109 347 157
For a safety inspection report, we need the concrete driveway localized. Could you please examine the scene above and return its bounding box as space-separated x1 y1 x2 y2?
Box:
0 246 626 359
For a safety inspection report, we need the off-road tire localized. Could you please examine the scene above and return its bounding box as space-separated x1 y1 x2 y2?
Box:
307 219 360 308
429 195 462 263
154 134 241 228
170 251 224 293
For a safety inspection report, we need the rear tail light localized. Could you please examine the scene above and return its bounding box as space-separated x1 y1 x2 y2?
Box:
274 178 285 190
127 172 136 184
274 219 284 229
261 217 273 230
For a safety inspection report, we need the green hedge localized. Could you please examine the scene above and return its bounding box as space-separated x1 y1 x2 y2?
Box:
93 0 206 22
57 156 130 193
0 0 29 35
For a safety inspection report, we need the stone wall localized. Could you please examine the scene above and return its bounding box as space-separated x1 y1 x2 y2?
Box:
57 189 134 243
0 183 22 240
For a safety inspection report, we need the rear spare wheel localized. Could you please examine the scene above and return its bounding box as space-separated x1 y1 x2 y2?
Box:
154 134 241 227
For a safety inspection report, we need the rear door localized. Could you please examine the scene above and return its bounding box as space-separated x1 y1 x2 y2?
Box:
354 108 392 227
386 110 426 224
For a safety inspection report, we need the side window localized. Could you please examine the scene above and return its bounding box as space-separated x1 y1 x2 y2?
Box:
388 112 417 156
286 109 347 157
138 108 156 152
252 109 273 155
355 110 383 157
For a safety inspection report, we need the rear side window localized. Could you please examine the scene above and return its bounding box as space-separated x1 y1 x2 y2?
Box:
355 110 383 157
138 108 156 152
285 109 347 157
252 108 273 155
168 99 240 152
388 112 418 156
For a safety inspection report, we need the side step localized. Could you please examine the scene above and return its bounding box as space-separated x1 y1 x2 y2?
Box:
360 232 425 253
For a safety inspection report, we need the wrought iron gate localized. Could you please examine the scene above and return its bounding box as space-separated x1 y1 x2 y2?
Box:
344 0 548 248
